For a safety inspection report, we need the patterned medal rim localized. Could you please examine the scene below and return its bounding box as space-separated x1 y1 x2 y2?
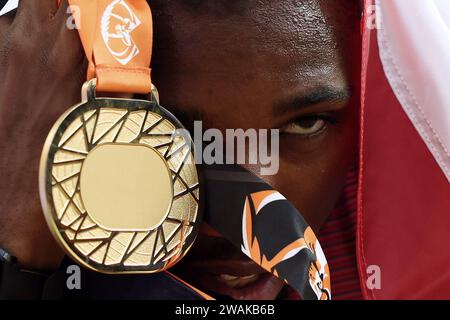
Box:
39 90 202 274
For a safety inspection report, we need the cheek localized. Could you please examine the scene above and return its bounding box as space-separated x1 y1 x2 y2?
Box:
251 111 358 231
274 149 350 231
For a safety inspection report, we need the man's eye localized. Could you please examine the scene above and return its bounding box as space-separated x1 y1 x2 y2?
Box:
281 116 328 136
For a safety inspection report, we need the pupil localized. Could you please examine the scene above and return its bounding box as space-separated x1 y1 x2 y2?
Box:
297 117 318 129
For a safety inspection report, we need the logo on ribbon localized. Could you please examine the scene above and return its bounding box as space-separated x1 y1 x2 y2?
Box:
101 0 141 65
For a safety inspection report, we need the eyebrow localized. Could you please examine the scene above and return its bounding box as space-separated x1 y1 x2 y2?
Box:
273 86 352 115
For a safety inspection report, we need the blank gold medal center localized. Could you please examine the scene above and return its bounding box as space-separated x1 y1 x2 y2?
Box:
80 143 173 232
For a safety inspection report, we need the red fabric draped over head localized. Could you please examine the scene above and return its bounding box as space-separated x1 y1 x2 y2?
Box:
358 0 450 299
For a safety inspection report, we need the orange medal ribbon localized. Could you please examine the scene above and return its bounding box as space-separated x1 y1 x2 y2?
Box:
68 0 153 93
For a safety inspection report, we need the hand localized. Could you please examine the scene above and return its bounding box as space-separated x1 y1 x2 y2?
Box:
0 0 85 270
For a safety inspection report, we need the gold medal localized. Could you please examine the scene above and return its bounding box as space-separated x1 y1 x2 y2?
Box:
39 1 201 273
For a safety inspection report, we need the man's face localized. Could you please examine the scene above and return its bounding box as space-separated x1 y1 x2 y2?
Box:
150 0 360 299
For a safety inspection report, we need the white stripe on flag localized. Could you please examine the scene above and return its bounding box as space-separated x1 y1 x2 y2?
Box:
376 0 450 182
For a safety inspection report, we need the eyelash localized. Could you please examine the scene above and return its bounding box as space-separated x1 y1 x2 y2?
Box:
281 114 339 138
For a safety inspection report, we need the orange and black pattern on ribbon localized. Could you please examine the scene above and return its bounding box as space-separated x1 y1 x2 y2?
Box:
203 165 331 300
241 191 331 300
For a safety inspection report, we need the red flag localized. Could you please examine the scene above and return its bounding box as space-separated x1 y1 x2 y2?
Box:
359 0 450 299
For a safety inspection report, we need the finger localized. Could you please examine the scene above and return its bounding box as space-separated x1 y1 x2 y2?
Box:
52 0 82 56
0 12 14 39
53 0 69 25
15 0 59 26
55 0 67 16
50 0 85 79
54 23 85 72
0 0 17 37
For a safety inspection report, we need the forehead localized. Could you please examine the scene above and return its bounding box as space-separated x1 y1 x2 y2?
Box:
150 0 360 127
151 0 359 46
151 0 360 75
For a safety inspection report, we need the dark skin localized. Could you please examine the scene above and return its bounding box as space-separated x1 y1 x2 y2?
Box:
151 0 360 299
0 0 360 299
0 1 85 270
